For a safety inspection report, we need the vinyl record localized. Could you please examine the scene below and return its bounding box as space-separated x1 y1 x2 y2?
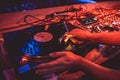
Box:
33 32 53 42
3 23 67 57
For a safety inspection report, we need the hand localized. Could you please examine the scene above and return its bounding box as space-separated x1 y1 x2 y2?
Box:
67 28 92 41
35 51 81 75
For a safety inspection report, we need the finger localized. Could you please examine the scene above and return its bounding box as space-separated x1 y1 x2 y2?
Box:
35 65 67 75
64 32 75 37
49 51 66 58
36 57 64 69
65 32 78 38
35 69 53 76
71 28 82 32
35 67 59 75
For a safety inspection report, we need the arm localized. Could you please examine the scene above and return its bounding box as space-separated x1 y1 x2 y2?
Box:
89 32 120 45
68 28 120 45
35 51 120 80
77 55 120 80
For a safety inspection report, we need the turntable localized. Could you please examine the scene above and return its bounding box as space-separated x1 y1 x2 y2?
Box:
2 22 67 80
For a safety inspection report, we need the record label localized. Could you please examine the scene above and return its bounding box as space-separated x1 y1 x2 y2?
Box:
34 32 53 42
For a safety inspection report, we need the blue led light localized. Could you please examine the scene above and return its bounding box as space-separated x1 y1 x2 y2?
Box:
21 4 25 7
22 10 26 12
18 64 31 74
76 0 96 3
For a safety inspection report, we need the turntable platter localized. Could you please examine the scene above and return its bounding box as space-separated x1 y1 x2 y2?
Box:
34 32 53 42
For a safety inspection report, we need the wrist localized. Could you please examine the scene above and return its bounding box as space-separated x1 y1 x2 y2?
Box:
87 33 98 43
74 56 84 69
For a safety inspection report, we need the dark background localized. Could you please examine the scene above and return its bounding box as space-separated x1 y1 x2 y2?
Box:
0 0 117 14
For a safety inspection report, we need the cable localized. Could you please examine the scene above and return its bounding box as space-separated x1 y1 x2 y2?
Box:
1 6 120 32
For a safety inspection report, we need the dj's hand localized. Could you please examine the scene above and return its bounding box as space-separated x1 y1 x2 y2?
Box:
67 28 92 41
35 51 81 75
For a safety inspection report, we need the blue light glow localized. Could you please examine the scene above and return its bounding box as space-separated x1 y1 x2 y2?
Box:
22 10 26 12
5 8 11 12
20 38 41 56
76 0 96 3
18 64 31 74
